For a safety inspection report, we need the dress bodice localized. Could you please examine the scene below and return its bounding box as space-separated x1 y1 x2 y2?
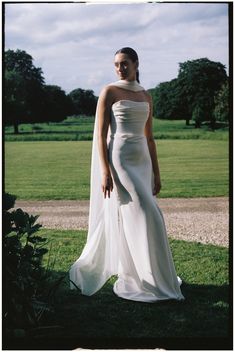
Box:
110 100 150 137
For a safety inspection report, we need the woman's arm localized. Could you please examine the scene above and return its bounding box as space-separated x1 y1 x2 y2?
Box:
144 93 162 195
97 87 114 198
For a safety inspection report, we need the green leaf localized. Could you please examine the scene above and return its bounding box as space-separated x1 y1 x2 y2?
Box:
12 208 28 228
27 224 42 235
28 236 47 244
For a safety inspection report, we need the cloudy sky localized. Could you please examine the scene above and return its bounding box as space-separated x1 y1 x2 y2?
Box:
5 2 229 96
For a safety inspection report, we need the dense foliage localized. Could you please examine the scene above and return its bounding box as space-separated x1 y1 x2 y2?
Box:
4 49 74 133
178 58 227 128
4 50 46 133
150 79 189 123
150 58 228 128
43 85 74 123
214 80 229 123
69 88 97 116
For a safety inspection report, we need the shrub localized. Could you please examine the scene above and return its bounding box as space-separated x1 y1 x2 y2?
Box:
3 193 55 337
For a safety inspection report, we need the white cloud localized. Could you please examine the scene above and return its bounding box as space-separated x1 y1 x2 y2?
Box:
5 2 229 95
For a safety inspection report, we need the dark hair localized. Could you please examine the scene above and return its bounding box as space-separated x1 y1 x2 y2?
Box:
115 47 140 83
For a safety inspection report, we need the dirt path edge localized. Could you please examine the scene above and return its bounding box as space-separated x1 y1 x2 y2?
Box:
15 197 229 248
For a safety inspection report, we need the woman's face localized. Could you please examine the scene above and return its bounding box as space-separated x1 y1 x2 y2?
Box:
114 53 138 81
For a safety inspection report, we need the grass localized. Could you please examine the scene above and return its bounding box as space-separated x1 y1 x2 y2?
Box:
34 228 229 344
5 141 91 200
153 119 228 140
5 139 228 200
5 116 229 141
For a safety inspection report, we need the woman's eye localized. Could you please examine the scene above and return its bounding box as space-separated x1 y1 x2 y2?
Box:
114 62 128 69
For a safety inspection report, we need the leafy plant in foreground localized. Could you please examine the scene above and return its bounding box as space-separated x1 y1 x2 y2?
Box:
3 193 62 337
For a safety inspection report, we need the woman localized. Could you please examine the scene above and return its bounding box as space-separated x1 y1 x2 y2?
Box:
70 47 184 302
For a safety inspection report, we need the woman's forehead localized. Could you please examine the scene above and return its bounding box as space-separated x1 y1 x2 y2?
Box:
114 53 131 64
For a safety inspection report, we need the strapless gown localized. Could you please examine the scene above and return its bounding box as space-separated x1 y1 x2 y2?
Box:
70 99 184 302
108 100 184 302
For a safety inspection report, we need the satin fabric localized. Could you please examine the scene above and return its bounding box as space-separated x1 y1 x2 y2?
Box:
69 80 184 302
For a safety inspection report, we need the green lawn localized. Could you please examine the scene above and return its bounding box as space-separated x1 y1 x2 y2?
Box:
5 117 228 141
36 228 229 341
5 140 228 200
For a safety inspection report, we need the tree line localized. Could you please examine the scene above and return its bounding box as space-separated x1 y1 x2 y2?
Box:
4 49 98 134
149 58 229 128
4 49 229 134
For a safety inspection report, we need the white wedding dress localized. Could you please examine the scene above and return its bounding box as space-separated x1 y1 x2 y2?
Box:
69 80 184 303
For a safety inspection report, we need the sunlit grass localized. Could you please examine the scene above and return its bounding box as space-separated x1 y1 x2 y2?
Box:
5 140 228 199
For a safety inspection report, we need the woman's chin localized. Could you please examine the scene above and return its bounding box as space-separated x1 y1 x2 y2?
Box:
118 75 136 82
118 74 128 80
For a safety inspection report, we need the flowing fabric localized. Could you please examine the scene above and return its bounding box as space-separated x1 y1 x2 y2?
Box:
69 80 184 302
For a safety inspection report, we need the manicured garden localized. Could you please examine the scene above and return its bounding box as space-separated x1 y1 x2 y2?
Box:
4 117 230 349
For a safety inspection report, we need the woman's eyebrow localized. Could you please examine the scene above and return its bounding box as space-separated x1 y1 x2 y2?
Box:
114 60 128 65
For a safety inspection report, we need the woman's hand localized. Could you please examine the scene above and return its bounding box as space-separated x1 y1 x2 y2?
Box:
153 175 162 196
102 173 113 198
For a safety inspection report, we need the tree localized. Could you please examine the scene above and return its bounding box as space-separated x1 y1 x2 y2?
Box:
151 58 228 127
5 69 27 134
4 49 73 133
177 58 227 128
214 80 229 123
151 79 190 123
4 49 45 133
69 88 97 116
42 85 74 123
192 103 204 128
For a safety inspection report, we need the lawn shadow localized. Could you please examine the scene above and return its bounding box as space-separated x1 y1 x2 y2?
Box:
5 269 231 350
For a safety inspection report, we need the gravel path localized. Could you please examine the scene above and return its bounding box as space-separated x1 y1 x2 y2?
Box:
15 197 229 248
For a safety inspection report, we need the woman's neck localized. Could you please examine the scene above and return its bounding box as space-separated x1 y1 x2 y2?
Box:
120 78 136 82
118 79 138 84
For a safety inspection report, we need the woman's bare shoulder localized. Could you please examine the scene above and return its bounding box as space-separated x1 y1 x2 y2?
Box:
98 85 118 107
99 84 117 98
99 85 121 107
